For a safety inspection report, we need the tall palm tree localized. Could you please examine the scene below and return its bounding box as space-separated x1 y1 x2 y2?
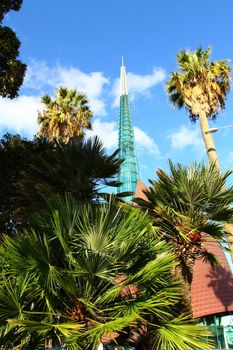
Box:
166 47 231 167
135 161 233 287
0 196 212 349
38 87 93 143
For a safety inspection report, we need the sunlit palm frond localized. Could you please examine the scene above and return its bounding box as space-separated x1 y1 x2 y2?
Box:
150 314 213 350
1 197 213 348
38 87 93 142
135 160 233 286
166 47 232 121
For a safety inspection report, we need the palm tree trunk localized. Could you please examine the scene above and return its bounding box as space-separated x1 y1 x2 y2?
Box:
199 111 220 168
199 112 233 258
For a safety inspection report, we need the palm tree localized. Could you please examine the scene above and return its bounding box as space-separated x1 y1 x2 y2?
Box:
135 161 233 287
15 136 122 217
38 87 93 143
166 47 231 167
0 133 53 236
0 196 212 349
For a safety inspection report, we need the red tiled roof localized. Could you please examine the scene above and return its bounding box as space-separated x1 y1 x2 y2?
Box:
135 180 149 201
191 236 233 318
135 180 233 319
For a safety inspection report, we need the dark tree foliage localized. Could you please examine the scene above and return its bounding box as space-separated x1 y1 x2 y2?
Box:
0 0 23 22
16 136 122 211
0 26 26 98
0 134 121 236
0 133 52 235
0 0 26 98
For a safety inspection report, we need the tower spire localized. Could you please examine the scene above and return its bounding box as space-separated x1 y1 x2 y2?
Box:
120 56 128 96
117 59 139 201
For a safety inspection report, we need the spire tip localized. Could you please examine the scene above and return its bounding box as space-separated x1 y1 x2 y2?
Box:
120 57 127 95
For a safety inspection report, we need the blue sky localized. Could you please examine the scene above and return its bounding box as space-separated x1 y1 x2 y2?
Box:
1 0 233 183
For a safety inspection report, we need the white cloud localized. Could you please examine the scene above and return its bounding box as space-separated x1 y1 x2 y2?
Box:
0 60 166 145
24 60 109 116
86 118 160 157
0 96 41 137
86 119 118 149
168 125 203 150
0 61 110 137
112 68 166 106
134 126 160 156
57 68 108 115
24 60 58 91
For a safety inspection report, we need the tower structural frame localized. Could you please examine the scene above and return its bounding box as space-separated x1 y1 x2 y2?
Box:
117 58 139 201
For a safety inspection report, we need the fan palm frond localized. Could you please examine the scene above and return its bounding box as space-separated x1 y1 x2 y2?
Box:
0 197 212 348
135 160 233 286
38 87 93 142
166 47 232 121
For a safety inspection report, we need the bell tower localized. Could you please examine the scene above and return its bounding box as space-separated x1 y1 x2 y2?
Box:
117 58 139 201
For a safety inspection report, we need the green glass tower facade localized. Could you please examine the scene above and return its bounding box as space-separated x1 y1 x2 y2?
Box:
117 58 139 201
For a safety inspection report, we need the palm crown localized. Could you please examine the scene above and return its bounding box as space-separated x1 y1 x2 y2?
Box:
0 196 213 349
15 136 122 216
135 161 233 285
38 87 93 143
166 47 231 122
